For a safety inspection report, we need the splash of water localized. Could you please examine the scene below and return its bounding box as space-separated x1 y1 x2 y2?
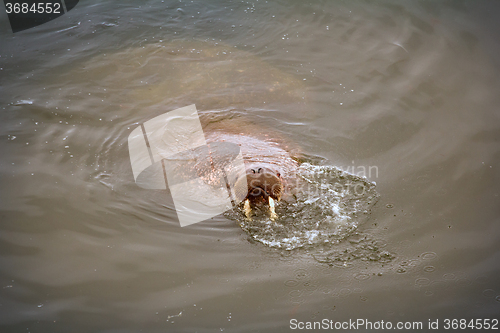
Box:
226 163 380 250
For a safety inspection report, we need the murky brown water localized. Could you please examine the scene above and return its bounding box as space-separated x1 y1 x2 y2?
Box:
1 1 500 332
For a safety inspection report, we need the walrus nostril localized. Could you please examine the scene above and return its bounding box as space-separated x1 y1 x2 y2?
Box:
257 167 262 173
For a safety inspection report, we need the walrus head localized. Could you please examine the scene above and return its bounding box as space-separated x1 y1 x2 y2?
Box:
234 166 283 220
245 167 283 202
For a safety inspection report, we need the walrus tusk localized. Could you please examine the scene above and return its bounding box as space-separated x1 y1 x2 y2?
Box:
269 197 278 221
244 199 252 220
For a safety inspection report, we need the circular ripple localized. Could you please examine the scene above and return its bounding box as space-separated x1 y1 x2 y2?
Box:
482 289 496 298
423 266 435 273
355 273 371 281
318 286 331 294
443 273 455 281
415 278 430 286
421 252 437 260
339 288 351 297
284 279 299 287
289 290 303 298
407 259 420 267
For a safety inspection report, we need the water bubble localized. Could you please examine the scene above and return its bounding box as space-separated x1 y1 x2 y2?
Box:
294 269 308 280
303 281 319 292
424 291 434 296
423 266 435 273
385 204 394 209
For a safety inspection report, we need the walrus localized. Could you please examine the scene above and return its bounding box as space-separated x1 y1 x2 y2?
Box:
200 112 299 220
237 166 283 220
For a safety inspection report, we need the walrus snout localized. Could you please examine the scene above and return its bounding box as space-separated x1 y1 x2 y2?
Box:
246 167 283 202
232 166 283 220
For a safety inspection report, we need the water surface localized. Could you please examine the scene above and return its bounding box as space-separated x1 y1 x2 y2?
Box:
1 1 500 332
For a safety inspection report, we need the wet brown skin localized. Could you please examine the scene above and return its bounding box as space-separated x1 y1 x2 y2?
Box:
233 166 283 220
243 166 283 205
200 112 299 218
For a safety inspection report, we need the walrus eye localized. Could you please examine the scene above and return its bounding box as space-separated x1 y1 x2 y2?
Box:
276 172 281 178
